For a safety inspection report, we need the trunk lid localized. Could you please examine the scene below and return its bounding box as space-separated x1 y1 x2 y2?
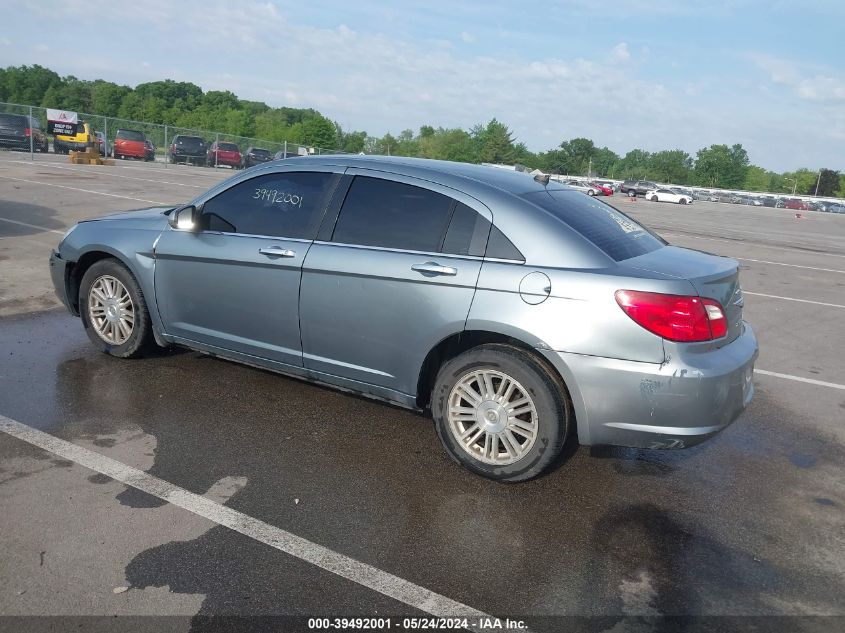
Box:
622 245 744 344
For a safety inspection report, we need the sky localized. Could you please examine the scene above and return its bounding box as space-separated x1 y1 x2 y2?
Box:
2 0 843 172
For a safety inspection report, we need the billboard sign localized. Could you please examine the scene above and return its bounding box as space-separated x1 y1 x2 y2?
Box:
46 109 79 136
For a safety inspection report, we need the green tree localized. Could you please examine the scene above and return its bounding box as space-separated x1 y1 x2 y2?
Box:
743 165 770 192
805 169 839 197
694 144 749 188
300 115 337 149
648 149 693 184
475 119 518 164
618 149 651 179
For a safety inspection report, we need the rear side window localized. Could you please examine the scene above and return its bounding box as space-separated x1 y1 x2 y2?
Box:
332 176 453 252
441 203 490 257
201 171 335 239
486 225 524 261
522 190 664 261
117 130 144 141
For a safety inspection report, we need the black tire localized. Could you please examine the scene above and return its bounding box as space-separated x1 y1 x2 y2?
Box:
431 344 571 482
651 195 659 202
79 258 156 359
679 198 687 205
588 189 595 196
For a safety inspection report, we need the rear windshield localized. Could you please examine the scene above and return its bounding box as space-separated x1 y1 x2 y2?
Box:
0 113 27 127
251 148 270 156
219 142 239 151
522 190 665 261
176 136 205 147
116 130 144 141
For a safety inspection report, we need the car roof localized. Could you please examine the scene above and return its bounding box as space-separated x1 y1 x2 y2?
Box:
266 154 570 197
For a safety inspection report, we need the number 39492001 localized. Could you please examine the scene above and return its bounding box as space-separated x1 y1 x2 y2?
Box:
253 188 304 208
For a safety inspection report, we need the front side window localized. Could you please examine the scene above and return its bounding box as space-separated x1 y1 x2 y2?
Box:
201 171 335 239
332 176 454 252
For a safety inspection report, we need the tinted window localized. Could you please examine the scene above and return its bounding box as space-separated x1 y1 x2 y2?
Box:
442 203 490 256
486 225 524 261
176 136 205 147
332 177 453 252
522 190 664 261
251 148 271 156
0 114 27 127
201 171 334 239
116 130 144 141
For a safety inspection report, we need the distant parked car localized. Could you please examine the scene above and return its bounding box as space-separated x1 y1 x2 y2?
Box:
54 120 95 154
0 113 48 152
562 180 604 196
620 180 658 197
646 188 693 204
273 150 303 160
207 141 242 168
828 203 845 214
168 135 207 165
781 198 810 211
588 181 614 196
242 147 273 168
761 197 777 207
114 129 148 160
94 131 111 157
144 140 156 162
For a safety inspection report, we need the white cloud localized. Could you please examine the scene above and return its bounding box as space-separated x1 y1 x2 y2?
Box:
610 42 630 63
460 31 475 43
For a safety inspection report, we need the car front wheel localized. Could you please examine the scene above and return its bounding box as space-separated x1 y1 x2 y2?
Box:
651 195 659 202
79 258 156 358
431 344 571 482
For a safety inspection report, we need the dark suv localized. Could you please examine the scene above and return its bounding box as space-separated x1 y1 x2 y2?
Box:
242 147 273 168
620 180 658 197
0 113 48 152
169 135 207 165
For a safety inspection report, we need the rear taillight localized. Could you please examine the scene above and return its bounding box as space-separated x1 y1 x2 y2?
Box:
615 290 727 342
24 127 31 137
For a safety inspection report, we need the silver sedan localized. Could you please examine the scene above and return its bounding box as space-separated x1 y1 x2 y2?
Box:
50 156 758 481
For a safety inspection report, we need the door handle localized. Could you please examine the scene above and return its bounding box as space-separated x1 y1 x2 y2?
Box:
258 246 296 258
411 262 457 276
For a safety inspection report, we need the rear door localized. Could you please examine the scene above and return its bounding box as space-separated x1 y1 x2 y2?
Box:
155 168 339 366
299 170 491 397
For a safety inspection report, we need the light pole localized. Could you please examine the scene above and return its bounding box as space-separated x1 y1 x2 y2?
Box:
814 170 821 196
784 177 797 196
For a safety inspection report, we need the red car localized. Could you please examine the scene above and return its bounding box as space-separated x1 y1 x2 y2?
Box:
207 141 242 168
589 182 614 196
781 198 810 210
113 129 149 160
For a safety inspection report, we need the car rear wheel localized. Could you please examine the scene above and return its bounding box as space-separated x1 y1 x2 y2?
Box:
588 189 595 196
651 195 659 202
431 344 570 482
80 259 156 358
679 198 687 205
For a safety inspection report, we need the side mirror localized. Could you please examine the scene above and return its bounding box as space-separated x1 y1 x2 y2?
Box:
169 205 199 231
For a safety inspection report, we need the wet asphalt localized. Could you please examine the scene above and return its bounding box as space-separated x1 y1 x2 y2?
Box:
0 153 844 631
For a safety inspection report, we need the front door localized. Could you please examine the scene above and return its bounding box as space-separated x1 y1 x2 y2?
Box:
154 169 338 366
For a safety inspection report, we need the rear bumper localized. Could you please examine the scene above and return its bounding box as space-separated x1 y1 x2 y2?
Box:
49 250 76 314
0 137 31 149
540 322 759 449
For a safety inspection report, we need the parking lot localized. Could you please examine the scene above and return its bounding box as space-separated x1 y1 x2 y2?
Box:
1 152 844 631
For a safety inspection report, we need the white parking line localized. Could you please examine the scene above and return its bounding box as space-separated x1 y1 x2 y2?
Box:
743 291 845 309
659 231 845 259
6 160 206 189
0 217 65 235
755 369 845 391
737 258 845 274
0 175 168 205
0 414 497 630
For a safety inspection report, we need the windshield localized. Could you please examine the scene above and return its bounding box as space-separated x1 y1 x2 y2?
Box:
522 189 665 261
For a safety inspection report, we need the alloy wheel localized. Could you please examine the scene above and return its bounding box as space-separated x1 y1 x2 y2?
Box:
447 369 539 465
88 275 135 345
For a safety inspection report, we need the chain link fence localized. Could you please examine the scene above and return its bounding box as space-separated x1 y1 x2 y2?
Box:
0 101 345 167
